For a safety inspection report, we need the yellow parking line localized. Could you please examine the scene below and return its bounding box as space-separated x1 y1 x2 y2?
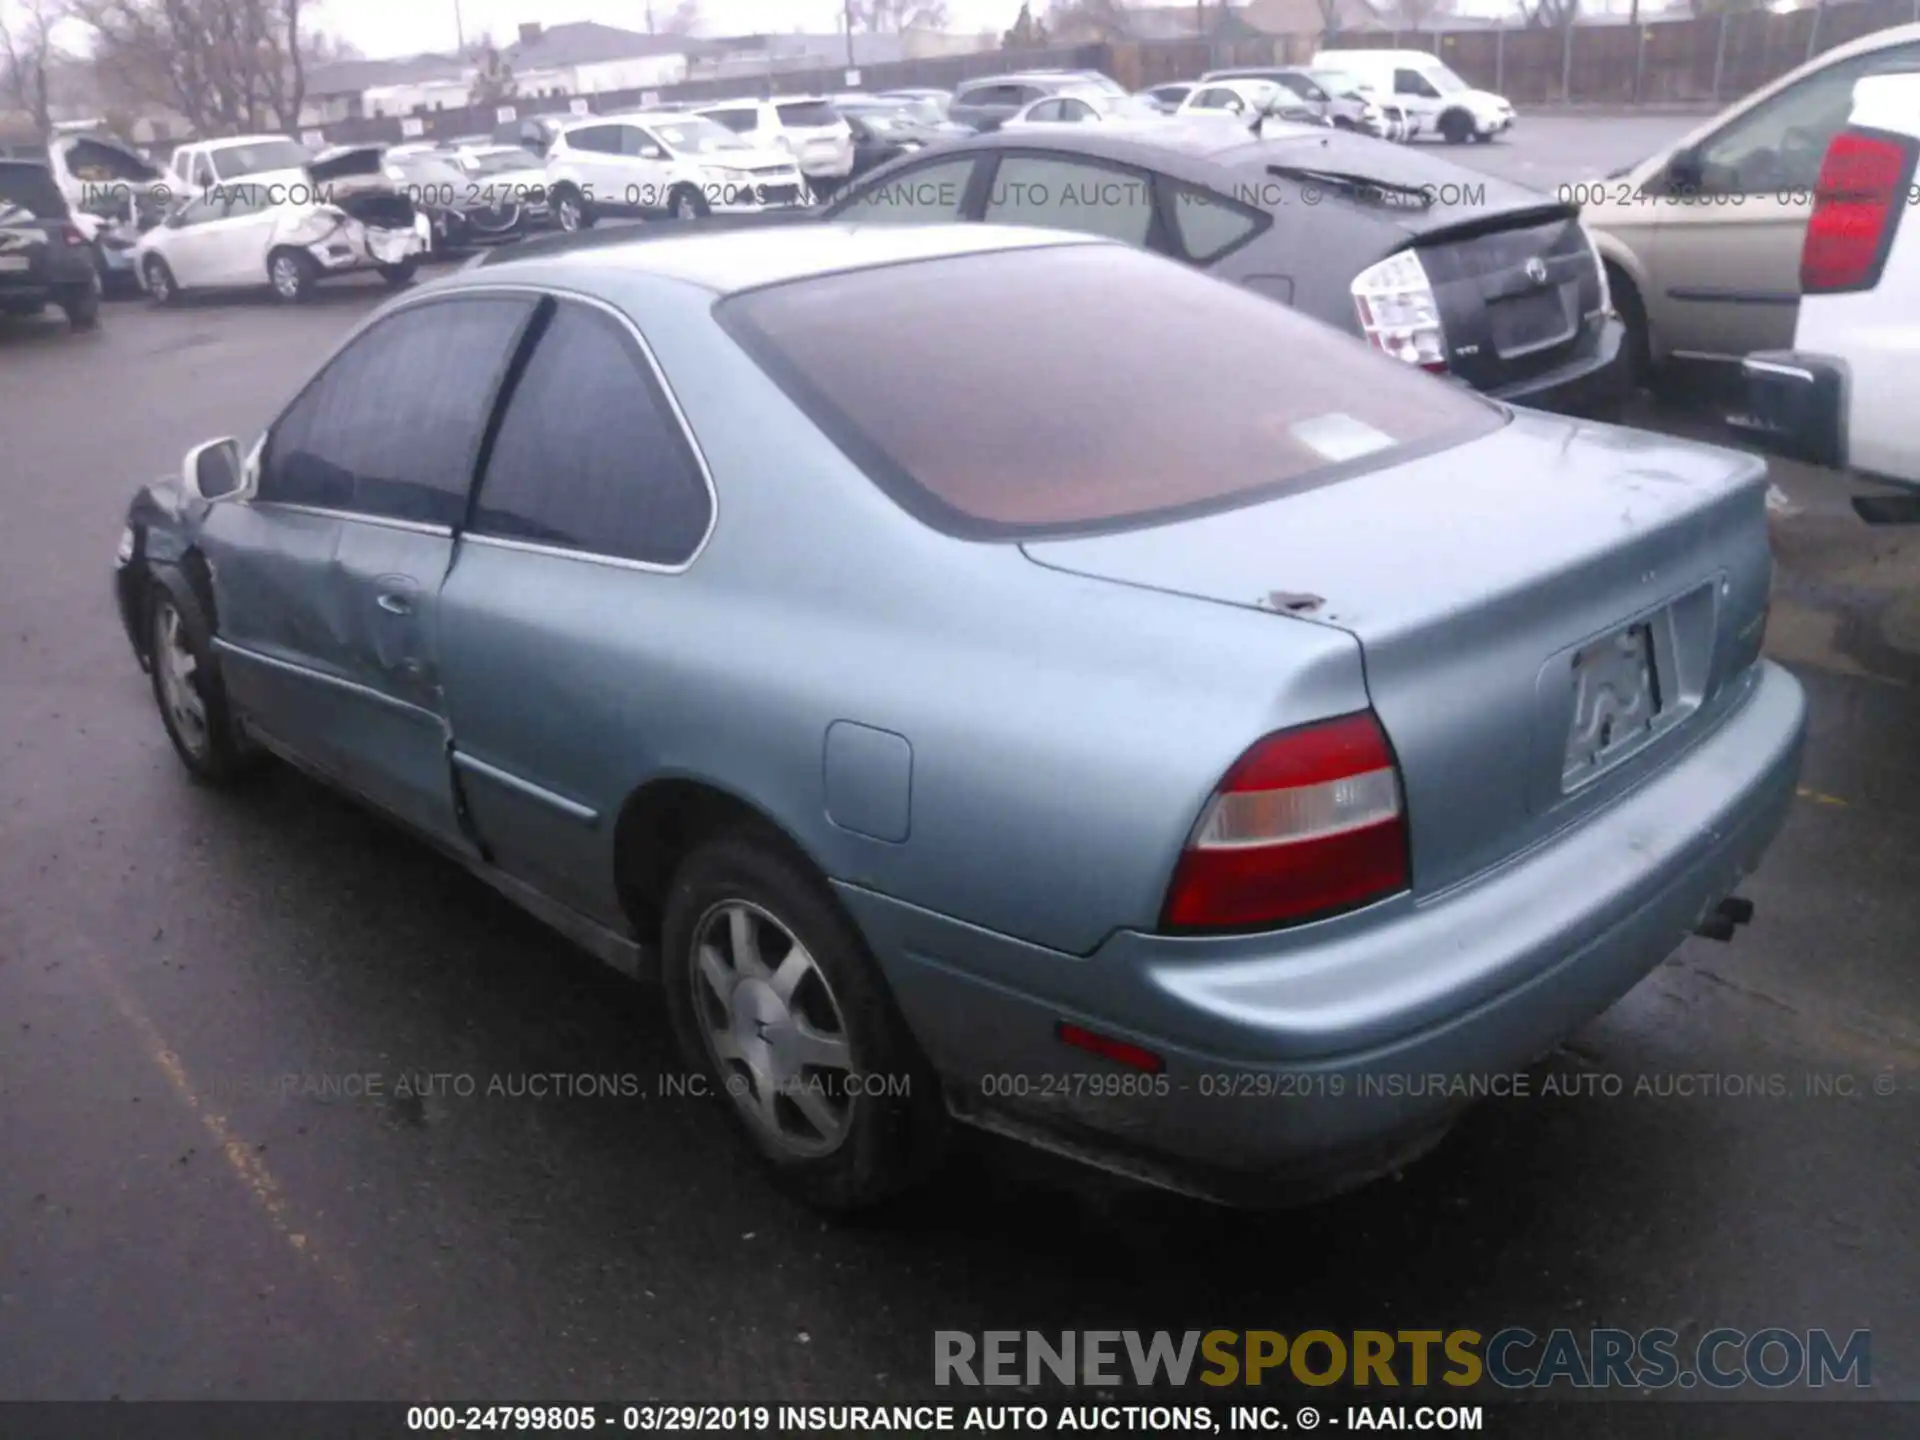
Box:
84 953 412 1361
1796 786 1850 807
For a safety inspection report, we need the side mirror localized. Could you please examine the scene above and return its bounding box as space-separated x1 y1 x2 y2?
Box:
182 437 244 502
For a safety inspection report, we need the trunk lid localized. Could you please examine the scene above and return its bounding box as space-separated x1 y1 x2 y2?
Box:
1420 208 1606 394
1022 411 1774 896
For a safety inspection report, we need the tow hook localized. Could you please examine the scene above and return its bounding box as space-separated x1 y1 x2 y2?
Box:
1693 895 1755 942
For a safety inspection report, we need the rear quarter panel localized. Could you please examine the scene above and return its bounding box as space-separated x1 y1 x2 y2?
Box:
432 266 1372 956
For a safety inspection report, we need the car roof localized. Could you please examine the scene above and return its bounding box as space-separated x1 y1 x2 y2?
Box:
199 133 297 149
474 221 1099 295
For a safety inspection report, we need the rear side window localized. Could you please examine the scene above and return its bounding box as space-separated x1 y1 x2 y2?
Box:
264 298 536 526
776 101 839 128
718 244 1498 539
1166 181 1265 263
704 109 757 134
473 302 713 567
0 163 66 218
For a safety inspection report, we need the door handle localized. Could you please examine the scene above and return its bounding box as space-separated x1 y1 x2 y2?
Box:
376 592 413 616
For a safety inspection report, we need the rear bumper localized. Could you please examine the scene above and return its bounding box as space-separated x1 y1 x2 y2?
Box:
1728 350 1848 470
1486 315 1632 418
841 660 1805 1199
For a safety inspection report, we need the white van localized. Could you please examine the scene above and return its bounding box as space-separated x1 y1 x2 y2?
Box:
1310 49 1513 144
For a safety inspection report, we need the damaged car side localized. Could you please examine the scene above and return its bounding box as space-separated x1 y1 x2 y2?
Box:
135 144 427 304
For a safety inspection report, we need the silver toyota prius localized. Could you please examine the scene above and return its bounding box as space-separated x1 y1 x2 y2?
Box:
115 223 1806 1210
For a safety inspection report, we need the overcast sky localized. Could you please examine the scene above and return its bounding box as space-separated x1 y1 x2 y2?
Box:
308 0 1024 58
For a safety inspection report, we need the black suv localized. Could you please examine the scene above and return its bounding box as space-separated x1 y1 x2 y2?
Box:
0 160 101 332
482 124 1625 416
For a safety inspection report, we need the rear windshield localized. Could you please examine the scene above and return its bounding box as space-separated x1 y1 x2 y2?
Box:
776 101 840 129
718 243 1500 539
0 162 66 218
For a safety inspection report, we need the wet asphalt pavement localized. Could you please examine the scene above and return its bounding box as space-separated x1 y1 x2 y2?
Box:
1 116 1917 1431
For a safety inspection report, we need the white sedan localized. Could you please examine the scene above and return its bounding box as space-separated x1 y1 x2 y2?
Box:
1176 78 1303 121
1000 90 1180 130
134 148 428 304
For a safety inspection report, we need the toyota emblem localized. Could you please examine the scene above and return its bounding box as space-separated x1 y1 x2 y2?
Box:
1525 256 1549 285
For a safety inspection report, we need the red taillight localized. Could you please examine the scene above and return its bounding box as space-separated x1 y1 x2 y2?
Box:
1056 1023 1164 1073
1160 712 1409 933
1801 129 1917 295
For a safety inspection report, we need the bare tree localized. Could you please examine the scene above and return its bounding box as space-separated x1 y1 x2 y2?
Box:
659 0 701 35
467 38 515 105
848 0 952 29
1001 0 1050 48
71 0 314 136
1046 0 1131 41
1390 0 1444 29
0 0 69 138
1517 0 1578 23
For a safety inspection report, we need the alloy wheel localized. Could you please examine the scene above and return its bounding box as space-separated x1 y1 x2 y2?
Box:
153 600 208 759
689 899 857 1158
271 255 301 299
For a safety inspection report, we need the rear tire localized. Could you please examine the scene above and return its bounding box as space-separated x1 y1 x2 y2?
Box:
668 183 709 221
267 247 316 303
59 281 101 332
660 830 946 1213
379 259 419 287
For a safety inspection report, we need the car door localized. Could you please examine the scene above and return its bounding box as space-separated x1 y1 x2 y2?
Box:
437 296 716 924
563 124 621 203
199 185 283 286
620 122 674 214
978 151 1171 253
1644 39 1920 361
154 193 232 287
1393 66 1443 125
201 295 540 846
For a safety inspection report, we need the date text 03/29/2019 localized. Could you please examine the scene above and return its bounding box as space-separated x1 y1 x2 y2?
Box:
403 1402 1486 1432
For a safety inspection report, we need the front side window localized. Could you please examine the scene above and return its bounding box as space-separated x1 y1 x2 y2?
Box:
1058 99 1097 123
566 125 619 154
983 154 1156 247
1394 69 1441 99
830 156 975 224
1192 87 1243 112
718 244 1498 539
262 298 536 526
473 302 712 567
1696 42 1920 195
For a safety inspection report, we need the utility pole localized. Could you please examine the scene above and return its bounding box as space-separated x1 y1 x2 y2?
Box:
845 0 856 67
646 2 656 34
454 0 465 53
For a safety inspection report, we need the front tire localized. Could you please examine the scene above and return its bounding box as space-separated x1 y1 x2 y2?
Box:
668 183 709 221
1439 109 1473 144
143 254 179 305
267 247 317 303
147 582 257 787
379 259 419 287
553 186 593 232
661 831 945 1212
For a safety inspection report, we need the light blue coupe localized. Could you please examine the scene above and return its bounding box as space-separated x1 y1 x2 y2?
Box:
116 223 1807 1210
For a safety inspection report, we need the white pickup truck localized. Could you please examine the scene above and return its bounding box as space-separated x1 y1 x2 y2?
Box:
1731 70 1920 524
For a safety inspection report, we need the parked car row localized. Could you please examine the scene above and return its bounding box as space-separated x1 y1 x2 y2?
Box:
486 114 1626 418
